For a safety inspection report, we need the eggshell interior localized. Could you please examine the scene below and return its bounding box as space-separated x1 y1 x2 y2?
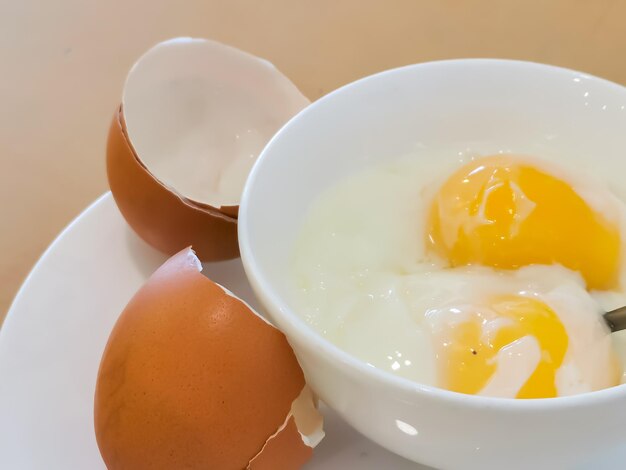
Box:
122 37 310 209
94 247 319 469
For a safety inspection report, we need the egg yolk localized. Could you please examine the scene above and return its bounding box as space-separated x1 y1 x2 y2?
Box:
426 156 621 290
439 295 568 398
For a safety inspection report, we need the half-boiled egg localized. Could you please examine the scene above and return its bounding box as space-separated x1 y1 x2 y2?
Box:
291 152 626 399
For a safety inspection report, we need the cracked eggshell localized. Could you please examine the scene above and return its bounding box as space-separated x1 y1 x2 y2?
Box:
107 109 239 260
94 247 323 470
106 38 310 261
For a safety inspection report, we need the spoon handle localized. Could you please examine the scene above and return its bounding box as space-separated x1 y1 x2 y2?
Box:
604 306 626 332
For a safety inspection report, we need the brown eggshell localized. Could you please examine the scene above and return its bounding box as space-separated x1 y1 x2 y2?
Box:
106 107 239 261
219 204 240 218
94 247 313 469
247 416 312 470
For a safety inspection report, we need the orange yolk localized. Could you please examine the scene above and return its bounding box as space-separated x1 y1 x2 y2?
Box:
439 295 569 398
426 155 621 290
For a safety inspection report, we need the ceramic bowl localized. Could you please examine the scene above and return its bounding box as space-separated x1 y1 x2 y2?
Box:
239 59 626 469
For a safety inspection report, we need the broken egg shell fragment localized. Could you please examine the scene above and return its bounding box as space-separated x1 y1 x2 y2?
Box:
122 37 310 210
108 37 310 260
247 416 311 470
248 385 325 470
107 37 310 261
94 247 322 470
106 107 239 261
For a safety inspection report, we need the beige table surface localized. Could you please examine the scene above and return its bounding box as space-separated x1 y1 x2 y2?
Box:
1 0 625 324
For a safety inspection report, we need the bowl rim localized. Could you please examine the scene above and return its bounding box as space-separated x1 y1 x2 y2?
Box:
239 58 626 412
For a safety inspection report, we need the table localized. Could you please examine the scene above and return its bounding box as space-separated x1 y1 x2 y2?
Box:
2 0 625 323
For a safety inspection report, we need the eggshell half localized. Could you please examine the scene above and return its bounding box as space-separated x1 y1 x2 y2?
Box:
107 108 239 260
94 247 321 469
106 38 310 261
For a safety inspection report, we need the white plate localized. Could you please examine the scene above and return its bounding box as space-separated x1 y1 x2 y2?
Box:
0 193 427 469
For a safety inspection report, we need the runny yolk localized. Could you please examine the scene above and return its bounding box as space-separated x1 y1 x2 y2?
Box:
439 295 569 398
426 155 621 290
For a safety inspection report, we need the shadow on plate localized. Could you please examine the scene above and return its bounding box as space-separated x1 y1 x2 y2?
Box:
123 228 168 278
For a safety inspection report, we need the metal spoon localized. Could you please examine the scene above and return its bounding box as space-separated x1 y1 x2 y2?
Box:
604 307 626 332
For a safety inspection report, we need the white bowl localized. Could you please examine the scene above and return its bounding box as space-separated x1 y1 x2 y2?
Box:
238 59 626 470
